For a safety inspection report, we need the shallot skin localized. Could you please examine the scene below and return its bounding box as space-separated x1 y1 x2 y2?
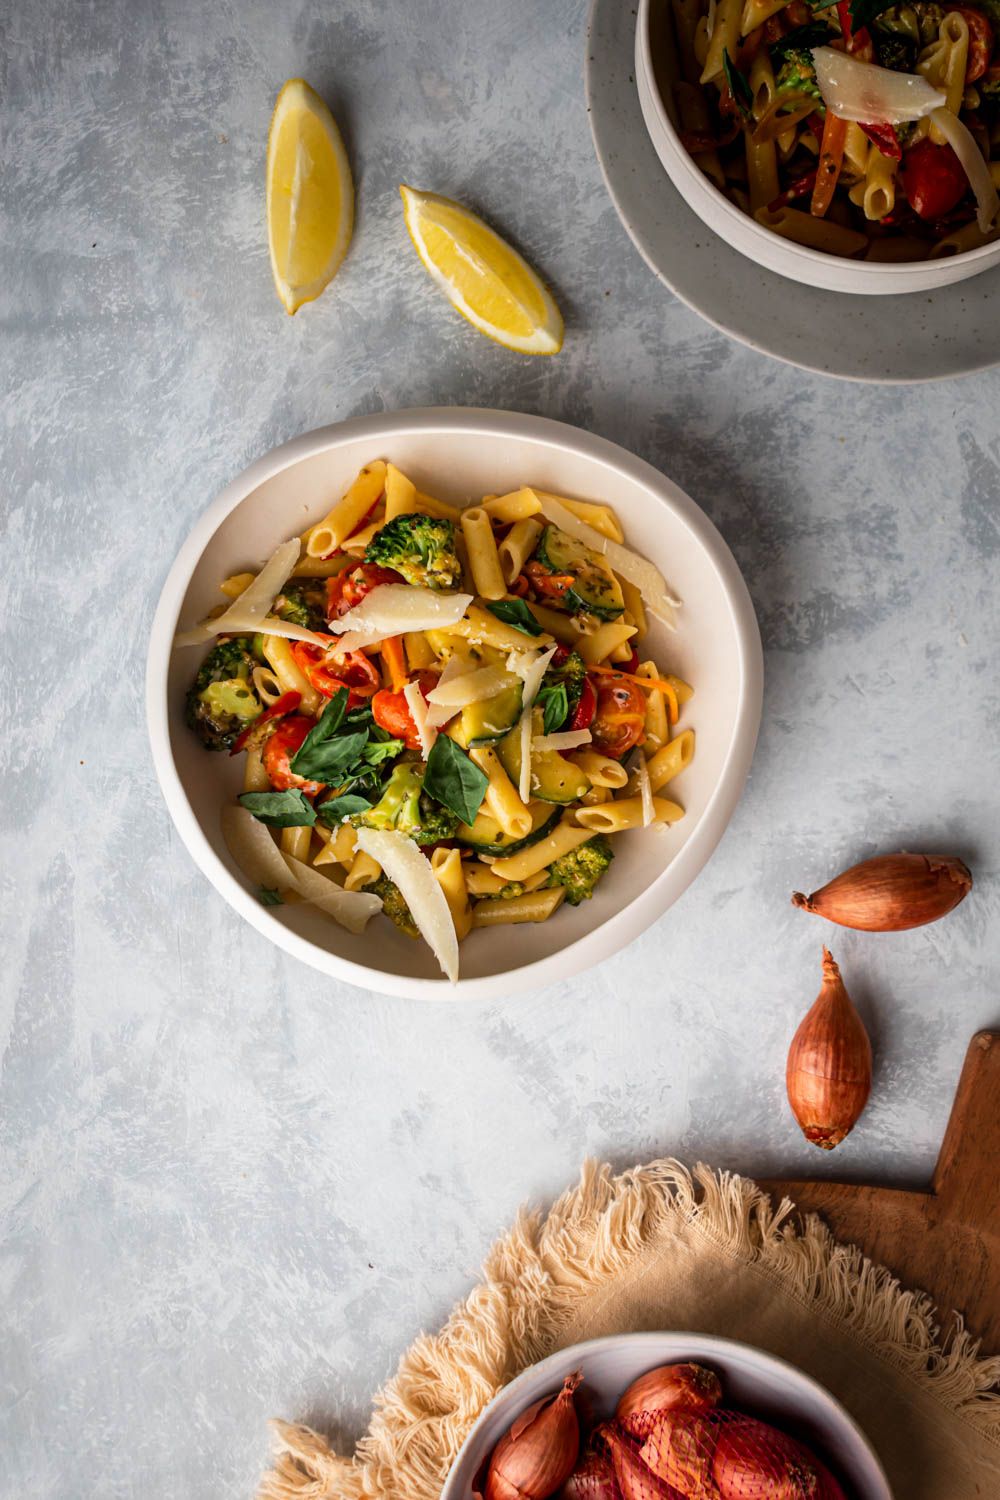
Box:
615 1363 722 1424
792 852 971 932
786 949 872 1151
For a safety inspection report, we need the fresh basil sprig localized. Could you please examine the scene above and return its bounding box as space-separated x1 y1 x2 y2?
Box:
238 789 317 827
537 681 570 735
723 50 754 117
316 793 374 825
423 735 489 826
485 598 543 636
289 687 403 786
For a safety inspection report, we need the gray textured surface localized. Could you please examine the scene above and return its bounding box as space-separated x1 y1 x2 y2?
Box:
2 2 998 1496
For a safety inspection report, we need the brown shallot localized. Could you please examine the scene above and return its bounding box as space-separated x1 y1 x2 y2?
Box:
615 1364 722 1424
712 1414 846 1499
792 852 971 932
558 1452 619 1500
786 949 872 1150
484 1372 582 1500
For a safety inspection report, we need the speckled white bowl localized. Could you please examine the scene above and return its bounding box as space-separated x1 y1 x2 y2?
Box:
635 0 1000 295
147 408 762 1001
442 1333 893 1500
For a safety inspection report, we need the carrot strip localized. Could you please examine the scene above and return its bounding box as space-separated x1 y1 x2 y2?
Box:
811 112 848 217
381 634 409 694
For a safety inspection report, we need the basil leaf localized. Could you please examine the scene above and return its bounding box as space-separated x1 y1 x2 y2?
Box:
258 887 284 906
538 682 570 735
238 789 317 828
723 50 753 117
485 598 543 636
293 729 370 782
423 734 489 826
316 793 373 825
289 687 349 773
769 22 833 56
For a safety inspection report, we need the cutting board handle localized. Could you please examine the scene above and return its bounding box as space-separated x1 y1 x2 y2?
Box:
931 1031 1000 1236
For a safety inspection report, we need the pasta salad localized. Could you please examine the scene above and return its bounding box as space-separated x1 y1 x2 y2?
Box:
176 460 695 982
667 0 1000 258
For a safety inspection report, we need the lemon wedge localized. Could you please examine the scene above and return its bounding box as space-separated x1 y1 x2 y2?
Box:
266 79 354 315
399 185 563 356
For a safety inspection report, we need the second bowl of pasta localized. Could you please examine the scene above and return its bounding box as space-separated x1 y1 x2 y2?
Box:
147 408 761 1000
636 0 1000 293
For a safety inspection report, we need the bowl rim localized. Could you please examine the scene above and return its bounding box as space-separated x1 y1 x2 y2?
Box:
635 0 1000 287
440 1330 893 1499
146 407 763 1002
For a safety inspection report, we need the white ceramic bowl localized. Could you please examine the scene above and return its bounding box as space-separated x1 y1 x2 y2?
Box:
635 0 1000 295
147 408 762 1002
442 1333 893 1499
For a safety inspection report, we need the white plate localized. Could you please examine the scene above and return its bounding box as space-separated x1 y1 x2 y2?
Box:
147 408 762 1002
442 1333 893 1500
586 0 1000 382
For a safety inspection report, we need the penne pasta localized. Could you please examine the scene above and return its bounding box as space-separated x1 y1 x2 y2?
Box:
576 619 637 666
754 207 868 258
646 731 696 792
532 491 624 543
403 631 436 671
573 750 629 789
344 849 381 891
242 745 270 793
498 518 544 585
431 848 473 941
488 820 595 882
575 796 685 833
480 487 542 523
280 825 313 863
220 571 255 599
469 746 533 839
383 462 418 520
619 578 647 641
637 660 669 752
262 634 322 716
304 461 387 557
701 0 741 82
471 887 566 926
460 507 507 601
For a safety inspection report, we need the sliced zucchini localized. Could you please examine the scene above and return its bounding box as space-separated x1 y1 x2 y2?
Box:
461 680 523 747
533 525 625 621
456 802 561 857
496 711 590 805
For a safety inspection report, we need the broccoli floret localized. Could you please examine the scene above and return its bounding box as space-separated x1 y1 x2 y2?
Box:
365 875 420 938
351 763 459 845
364 514 462 590
185 637 261 751
497 881 527 899
273 580 328 632
774 49 822 106
548 835 615 906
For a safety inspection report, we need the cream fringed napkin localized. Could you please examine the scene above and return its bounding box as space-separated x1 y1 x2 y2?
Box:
259 1159 1000 1500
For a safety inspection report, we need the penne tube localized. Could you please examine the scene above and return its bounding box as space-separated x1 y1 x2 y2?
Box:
866 235 932 262
460 507 507 601
754 206 868 258
220 571 255 599
842 122 870 178
469 746 533 839
609 640 634 663
577 619 637 665
242 745 270 793
637 661 669 751
403 631 436 671
523 602 580 645
441 604 555 654
304 461 387 557
383 462 417 520
262 634 322 716
862 147 897 221
672 0 703 86
465 864 550 895
481 488 542 523
533 492 624 543
740 0 789 31
575 796 684 833
291 554 354 579
646 730 696 792
471 887 566 927
431 848 473 941
702 0 741 83
414 490 463 522
675 82 725 189
581 785 612 806
280 825 313 863
489 820 594 882
573 750 629 789
930 220 1000 257
344 850 381 891
498 518 544 585
252 665 284 706
746 132 779 217
666 673 694 706
339 519 383 554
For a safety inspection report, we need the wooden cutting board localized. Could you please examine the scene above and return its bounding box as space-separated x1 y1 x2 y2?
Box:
761 1030 1000 1353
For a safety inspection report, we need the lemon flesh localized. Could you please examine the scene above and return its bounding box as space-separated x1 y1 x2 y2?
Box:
400 185 563 356
266 79 354 315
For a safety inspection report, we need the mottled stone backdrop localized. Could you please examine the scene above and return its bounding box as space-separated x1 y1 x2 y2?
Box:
2 1 998 1496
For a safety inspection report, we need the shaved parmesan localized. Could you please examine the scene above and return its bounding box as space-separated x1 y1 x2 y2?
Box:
174 539 331 647
531 492 682 627
426 665 518 708
354 829 459 982
519 709 533 805
221 806 382 933
404 680 437 757
532 729 593 753
812 48 945 124
330 585 472 653
507 644 559 804
425 654 467 730
636 755 655 828
930 107 999 233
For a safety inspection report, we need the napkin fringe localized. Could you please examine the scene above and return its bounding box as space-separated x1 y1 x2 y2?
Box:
259 1157 1000 1500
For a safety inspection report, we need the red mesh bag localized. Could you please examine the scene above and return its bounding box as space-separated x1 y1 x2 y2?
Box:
593 1408 848 1500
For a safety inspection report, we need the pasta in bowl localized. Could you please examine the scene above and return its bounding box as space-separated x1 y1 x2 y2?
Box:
636 0 1000 291
148 410 761 1000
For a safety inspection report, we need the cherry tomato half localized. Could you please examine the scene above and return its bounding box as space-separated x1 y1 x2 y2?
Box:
590 674 647 761
262 715 325 794
571 676 597 732
229 689 301 756
325 562 403 622
900 138 968 221
291 642 380 702
371 671 437 751
946 6 993 82
524 560 575 602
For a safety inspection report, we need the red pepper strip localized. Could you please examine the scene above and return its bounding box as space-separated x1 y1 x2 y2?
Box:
571 677 598 732
679 122 741 154
767 169 818 213
230 690 301 755
860 122 902 160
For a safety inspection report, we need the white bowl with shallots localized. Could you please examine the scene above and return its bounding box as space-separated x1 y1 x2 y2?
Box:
441 1332 892 1500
